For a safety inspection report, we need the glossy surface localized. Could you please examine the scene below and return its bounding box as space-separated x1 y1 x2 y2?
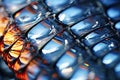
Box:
14 2 45 27
41 37 66 64
3 0 26 4
71 66 88 80
114 62 120 79
93 39 118 57
71 15 107 37
27 64 41 79
27 20 51 45
56 50 77 78
115 22 120 32
102 52 119 68
107 5 120 21
100 0 120 6
3 0 28 13
83 28 112 47
58 6 83 25
45 0 74 13
1 0 120 80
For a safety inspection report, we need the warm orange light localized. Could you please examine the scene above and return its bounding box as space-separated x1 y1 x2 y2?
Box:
11 39 24 51
3 24 21 50
14 11 21 18
0 7 9 37
66 51 75 58
16 70 28 80
0 17 9 36
13 60 23 71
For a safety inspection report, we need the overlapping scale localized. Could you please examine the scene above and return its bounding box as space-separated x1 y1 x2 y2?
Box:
107 5 120 21
41 31 74 65
12 42 37 72
102 52 119 68
14 2 47 31
114 62 120 79
0 0 120 80
92 38 118 57
71 65 89 80
27 19 57 49
83 27 114 47
6 38 24 63
56 46 84 79
115 22 120 32
57 3 102 25
0 24 22 57
100 0 120 6
0 6 9 37
15 56 58 80
2 0 33 13
70 15 108 37
45 0 75 13
70 62 106 80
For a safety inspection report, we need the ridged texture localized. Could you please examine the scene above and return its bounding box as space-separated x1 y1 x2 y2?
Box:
0 0 120 80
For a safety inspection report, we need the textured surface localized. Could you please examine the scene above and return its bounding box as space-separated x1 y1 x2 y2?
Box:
0 0 120 80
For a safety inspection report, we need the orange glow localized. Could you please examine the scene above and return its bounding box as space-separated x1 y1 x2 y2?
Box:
19 44 32 65
13 60 24 71
20 56 31 65
15 57 41 80
11 39 24 51
66 51 75 58
0 17 9 37
26 6 36 14
41 21 51 28
52 38 62 45
79 65 88 70
3 24 21 50
16 70 28 80
0 6 40 80
14 11 21 18
11 42 35 72
52 73 58 78
0 7 9 37
6 51 18 63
